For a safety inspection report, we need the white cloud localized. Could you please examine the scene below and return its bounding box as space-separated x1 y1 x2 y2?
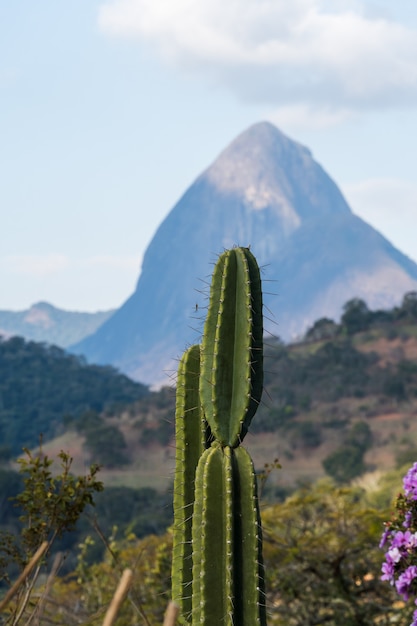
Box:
343 178 417 262
98 0 417 112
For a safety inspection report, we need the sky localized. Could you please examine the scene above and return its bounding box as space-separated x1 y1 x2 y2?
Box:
1 0 417 312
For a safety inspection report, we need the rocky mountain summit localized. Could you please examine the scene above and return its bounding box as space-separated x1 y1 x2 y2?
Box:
72 122 417 385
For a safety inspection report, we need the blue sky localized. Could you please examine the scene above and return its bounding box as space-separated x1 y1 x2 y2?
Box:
2 0 417 311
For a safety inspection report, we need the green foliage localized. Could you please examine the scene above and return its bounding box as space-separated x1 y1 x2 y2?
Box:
0 474 172 582
305 317 339 341
83 424 129 467
251 404 296 434
396 291 417 321
322 420 373 483
13 447 103 562
42 531 172 625
341 298 371 334
262 337 377 419
347 420 373 450
0 336 149 452
0 447 103 623
0 470 23 528
91 486 172 539
74 409 131 467
285 419 323 449
322 445 367 483
262 481 407 626
139 419 174 447
41 476 412 626
396 447 417 469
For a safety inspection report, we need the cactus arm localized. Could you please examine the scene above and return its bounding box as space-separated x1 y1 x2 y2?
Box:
172 344 203 620
192 445 266 625
200 248 263 447
233 446 267 626
192 445 234 625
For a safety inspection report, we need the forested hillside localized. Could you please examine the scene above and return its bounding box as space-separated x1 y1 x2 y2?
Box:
3 295 417 623
3 292 417 487
0 336 149 456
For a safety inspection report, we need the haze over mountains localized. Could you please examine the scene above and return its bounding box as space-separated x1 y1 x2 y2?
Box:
69 122 417 385
0 302 114 348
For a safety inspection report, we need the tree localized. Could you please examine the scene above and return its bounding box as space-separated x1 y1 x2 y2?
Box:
84 424 129 467
305 317 339 341
341 298 371 335
262 481 411 625
398 291 417 320
0 446 103 623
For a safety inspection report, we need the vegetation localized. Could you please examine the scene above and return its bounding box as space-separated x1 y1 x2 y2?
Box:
322 421 373 483
262 480 408 625
4 292 417 481
0 447 103 623
0 336 149 454
4 291 417 623
1 458 410 626
0 466 172 577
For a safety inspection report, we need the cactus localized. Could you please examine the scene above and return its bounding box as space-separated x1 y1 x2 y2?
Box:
172 247 266 625
172 344 206 621
199 246 263 448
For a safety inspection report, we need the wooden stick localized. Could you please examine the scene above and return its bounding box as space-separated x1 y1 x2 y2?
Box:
31 551 63 626
102 569 133 626
0 541 49 613
163 601 179 626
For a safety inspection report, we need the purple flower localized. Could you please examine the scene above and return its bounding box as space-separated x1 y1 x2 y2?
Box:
404 463 417 500
412 609 417 626
380 526 391 548
381 559 395 583
391 531 410 549
387 547 402 564
395 565 417 600
404 511 413 529
390 530 417 551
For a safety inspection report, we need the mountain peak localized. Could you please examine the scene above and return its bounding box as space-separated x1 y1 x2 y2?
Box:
202 121 350 229
30 301 56 311
72 122 417 385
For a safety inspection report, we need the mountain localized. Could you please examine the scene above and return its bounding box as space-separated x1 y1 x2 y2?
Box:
0 302 115 347
32 307 417 492
0 335 148 454
72 121 417 385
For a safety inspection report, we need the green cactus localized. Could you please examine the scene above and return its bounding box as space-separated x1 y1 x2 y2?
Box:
199 246 263 448
172 247 266 626
172 344 206 621
191 444 265 625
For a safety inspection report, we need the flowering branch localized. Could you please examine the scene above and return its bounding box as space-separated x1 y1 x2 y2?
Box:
380 463 417 625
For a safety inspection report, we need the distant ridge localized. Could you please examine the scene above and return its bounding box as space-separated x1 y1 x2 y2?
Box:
72 122 417 385
0 302 114 347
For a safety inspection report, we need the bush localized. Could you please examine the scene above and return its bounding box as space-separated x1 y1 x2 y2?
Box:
84 425 129 467
322 444 366 483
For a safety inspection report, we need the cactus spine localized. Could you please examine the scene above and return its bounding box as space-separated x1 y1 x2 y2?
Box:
172 247 266 625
